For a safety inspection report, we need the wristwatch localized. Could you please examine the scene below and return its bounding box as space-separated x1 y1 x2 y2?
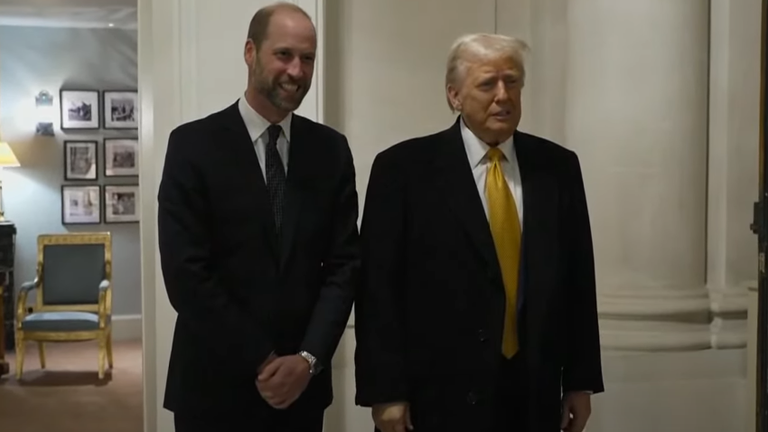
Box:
298 350 321 376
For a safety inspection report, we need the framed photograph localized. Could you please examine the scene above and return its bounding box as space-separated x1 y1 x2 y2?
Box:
103 90 138 129
61 185 101 224
64 140 98 180
104 184 140 223
60 89 100 130
104 138 139 177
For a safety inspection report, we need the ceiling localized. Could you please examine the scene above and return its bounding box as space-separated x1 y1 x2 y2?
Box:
0 0 136 29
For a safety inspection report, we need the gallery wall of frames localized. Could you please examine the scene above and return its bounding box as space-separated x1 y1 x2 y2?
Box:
60 88 139 225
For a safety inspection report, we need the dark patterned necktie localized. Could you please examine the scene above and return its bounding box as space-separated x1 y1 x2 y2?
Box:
265 124 286 233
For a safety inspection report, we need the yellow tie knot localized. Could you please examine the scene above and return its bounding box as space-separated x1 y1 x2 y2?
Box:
487 147 504 162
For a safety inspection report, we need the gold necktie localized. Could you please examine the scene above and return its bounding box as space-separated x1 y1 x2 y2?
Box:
485 147 521 358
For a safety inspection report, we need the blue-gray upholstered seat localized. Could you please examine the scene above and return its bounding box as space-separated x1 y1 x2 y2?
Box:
21 311 108 332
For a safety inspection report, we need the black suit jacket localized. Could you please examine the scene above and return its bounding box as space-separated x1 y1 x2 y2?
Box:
354 118 604 431
158 101 359 416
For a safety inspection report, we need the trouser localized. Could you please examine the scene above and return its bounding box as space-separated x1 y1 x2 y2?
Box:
173 408 324 432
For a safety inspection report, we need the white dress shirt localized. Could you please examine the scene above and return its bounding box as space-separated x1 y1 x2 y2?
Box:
460 118 524 226
238 96 292 179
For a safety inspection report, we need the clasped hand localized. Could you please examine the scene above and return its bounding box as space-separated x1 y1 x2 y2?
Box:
256 354 311 409
372 402 413 432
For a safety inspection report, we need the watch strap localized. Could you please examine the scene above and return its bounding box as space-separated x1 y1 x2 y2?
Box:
298 350 321 375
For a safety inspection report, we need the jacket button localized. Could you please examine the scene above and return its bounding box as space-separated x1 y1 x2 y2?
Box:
478 329 487 342
466 392 477 405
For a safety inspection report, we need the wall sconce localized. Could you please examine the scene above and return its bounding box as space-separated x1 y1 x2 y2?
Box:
35 90 55 136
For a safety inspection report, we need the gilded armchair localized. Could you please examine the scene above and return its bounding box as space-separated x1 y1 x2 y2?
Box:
15 233 113 379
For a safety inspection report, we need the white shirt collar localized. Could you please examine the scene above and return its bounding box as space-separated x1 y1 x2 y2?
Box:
460 117 515 167
238 95 292 143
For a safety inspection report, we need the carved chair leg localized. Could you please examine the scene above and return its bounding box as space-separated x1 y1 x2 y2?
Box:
98 335 106 379
106 332 113 369
37 342 46 369
15 334 24 380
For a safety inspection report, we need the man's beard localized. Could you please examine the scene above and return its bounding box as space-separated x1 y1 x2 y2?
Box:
251 64 309 112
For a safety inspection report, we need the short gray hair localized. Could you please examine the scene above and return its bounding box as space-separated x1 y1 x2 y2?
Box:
445 33 530 111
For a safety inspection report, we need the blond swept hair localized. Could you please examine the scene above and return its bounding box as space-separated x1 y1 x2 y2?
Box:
445 33 530 112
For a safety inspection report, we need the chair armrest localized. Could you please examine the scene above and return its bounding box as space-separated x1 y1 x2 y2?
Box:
16 279 39 327
98 279 112 328
19 280 38 293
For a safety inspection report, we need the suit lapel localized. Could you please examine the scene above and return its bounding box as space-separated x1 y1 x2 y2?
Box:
278 115 310 271
221 102 279 256
433 119 503 279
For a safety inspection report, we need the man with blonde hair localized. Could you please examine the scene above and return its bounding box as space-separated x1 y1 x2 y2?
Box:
354 33 604 432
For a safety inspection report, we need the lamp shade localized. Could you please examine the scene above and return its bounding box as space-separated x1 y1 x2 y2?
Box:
0 142 19 167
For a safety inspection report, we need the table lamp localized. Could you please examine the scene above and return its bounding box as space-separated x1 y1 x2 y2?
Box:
0 141 19 221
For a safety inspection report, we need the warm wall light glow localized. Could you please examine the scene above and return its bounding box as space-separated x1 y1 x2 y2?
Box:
0 142 19 167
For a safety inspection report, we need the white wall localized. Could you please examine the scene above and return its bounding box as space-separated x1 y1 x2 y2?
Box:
140 0 761 431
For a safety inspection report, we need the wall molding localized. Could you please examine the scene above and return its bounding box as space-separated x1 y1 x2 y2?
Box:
598 287 711 318
709 283 751 315
112 314 143 341
709 283 751 349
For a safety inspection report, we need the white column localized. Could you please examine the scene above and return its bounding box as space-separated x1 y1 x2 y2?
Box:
138 1 324 431
497 0 568 144
564 0 711 351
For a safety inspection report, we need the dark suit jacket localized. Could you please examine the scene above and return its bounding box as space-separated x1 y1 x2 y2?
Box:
354 118 604 432
157 101 360 416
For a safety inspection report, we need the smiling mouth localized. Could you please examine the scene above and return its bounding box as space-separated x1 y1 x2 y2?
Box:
279 82 301 94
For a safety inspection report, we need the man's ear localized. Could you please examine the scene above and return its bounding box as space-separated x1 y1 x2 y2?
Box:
446 85 462 111
244 39 255 65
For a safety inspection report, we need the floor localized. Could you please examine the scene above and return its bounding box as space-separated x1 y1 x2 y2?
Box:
0 339 143 432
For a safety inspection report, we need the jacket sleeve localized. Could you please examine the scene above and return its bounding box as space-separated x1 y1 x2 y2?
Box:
354 150 409 406
560 150 605 394
299 136 360 368
158 127 274 374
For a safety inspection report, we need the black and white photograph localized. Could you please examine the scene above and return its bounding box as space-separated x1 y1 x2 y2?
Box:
64 140 98 180
60 90 100 130
61 185 101 224
104 184 140 223
103 90 139 129
104 138 139 177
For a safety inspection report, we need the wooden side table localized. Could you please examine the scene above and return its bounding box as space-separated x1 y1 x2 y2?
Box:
0 284 8 377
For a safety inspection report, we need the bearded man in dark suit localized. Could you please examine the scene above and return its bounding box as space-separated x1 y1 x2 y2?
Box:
158 3 359 431
354 33 604 432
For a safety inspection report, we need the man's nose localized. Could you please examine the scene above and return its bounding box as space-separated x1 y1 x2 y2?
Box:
494 81 510 102
286 58 303 78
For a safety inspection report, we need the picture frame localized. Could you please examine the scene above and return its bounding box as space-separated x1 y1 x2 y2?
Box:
104 184 140 223
63 140 98 181
61 185 101 225
60 89 100 130
102 90 139 129
104 138 139 177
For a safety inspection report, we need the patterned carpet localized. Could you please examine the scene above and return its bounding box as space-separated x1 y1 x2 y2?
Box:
0 339 143 432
